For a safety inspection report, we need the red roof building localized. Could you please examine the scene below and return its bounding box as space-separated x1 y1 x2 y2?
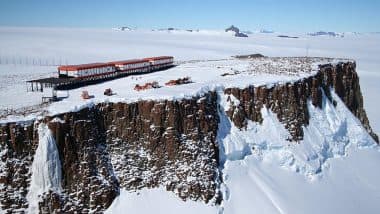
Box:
58 63 113 71
58 63 116 78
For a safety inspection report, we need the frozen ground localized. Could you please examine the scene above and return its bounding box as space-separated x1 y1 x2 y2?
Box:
105 188 218 214
0 56 349 123
0 27 379 214
0 27 378 133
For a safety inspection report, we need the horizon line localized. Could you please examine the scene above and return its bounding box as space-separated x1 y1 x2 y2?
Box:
0 25 378 34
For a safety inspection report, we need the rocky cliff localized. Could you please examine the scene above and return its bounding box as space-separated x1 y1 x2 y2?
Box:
0 61 377 213
224 62 378 142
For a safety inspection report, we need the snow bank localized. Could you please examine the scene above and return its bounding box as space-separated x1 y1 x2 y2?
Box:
27 123 62 213
105 188 218 214
218 88 377 178
222 147 380 214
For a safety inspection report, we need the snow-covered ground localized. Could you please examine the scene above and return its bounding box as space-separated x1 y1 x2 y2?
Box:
0 56 348 123
105 188 218 214
0 27 379 214
0 27 378 133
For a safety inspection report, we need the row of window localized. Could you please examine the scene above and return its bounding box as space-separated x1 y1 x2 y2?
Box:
116 62 149 70
60 66 115 77
122 67 149 74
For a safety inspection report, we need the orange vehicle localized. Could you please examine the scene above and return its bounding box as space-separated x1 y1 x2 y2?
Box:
165 77 192 86
134 81 160 91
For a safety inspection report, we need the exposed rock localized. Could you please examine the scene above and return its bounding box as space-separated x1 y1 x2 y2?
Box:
277 35 299 39
225 25 239 33
308 31 344 37
234 54 265 59
101 93 220 203
225 25 248 37
224 62 378 143
113 26 133 31
0 122 36 212
0 92 221 213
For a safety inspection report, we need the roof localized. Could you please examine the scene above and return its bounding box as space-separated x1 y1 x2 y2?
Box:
109 59 149 65
143 56 173 61
27 77 78 85
58 63 113 71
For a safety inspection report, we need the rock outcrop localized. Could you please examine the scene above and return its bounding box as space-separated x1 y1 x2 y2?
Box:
224 62 378 143
0 122 36 212
225 25 248 37
0 61 377 213
0 92 221 213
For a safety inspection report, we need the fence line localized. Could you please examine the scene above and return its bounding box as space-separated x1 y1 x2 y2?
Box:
0 55 69 66
0 102 49 119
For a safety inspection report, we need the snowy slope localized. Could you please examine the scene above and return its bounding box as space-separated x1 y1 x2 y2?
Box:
218 90 380 214
222 148 380 214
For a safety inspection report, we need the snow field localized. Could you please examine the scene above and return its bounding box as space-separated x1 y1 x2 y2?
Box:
0 27 379 134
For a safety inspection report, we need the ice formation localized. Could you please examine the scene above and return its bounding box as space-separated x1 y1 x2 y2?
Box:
27 123 62 213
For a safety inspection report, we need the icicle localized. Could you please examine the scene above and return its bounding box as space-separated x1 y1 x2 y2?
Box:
27 123 62 213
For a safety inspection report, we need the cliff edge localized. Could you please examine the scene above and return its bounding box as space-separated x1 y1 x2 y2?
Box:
0 58 378 213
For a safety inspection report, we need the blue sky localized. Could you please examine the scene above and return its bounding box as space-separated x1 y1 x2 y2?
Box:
0 0 379 32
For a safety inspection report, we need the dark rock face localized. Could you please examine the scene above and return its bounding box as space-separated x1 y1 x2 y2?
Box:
0 61 377 213
100 94 221 203
224 62 378 142
225 25 248 37
0 122 36 212
43 113 120 213
308 31 343 37
0 92 221 213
